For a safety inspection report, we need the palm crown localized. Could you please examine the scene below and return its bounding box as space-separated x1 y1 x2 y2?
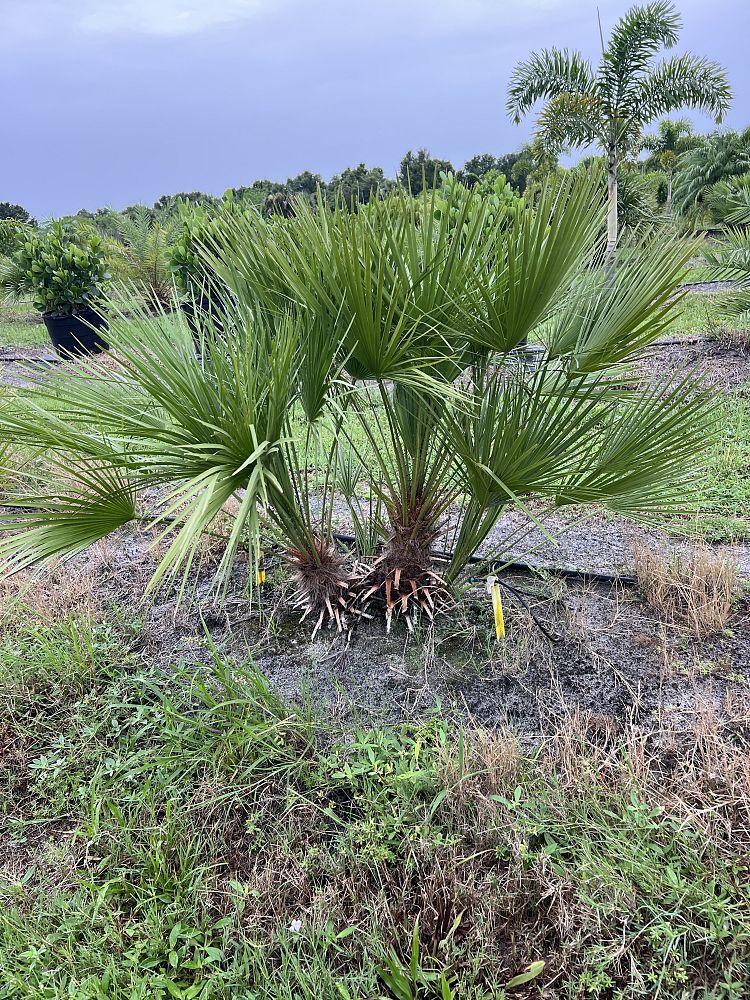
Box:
642 118 698 160
641 118 702 211
111 206 180 311
672 129 750 219
507 1 731 248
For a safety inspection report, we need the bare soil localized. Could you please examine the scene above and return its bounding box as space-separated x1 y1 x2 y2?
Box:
635 337 750 393
5 520 747 747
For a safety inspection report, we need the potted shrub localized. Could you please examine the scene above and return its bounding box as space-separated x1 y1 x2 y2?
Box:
1 222 109 358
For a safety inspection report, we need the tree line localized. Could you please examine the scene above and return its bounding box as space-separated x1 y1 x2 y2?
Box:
0 143 552 236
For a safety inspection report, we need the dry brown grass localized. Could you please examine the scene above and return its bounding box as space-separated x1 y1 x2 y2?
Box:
712 324 750 352
0 549 106 625
632 541 738 637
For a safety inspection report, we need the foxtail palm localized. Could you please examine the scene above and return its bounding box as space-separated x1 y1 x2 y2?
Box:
507 1 731 250
641 118 701 213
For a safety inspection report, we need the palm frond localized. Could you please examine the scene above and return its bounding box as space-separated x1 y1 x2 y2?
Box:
672 132 750 216
0 301 298 596
111 206 181 309
444 363 719 577
705 174 750 226
543 229 696 369
535 92 604 153
459 169 606 352
0 461 137 576
506 49 596 124
702 228 750 317
599 0 681 108
636 54 732 123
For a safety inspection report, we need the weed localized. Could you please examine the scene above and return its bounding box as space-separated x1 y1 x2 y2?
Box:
712 325 750 352
632 542 739 636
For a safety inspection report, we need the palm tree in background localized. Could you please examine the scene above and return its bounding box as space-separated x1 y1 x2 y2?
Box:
672 129 750 220
706 173 750 227
507 1 731 251
112 206 179 310
641 118 701 213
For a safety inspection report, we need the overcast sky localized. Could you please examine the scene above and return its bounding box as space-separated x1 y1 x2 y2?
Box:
3 0 748 219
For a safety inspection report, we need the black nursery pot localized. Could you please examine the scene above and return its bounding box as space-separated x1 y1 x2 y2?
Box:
43 308 109 359
180 294 225 345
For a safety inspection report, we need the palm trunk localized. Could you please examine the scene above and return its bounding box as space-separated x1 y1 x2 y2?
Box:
606 141 618 257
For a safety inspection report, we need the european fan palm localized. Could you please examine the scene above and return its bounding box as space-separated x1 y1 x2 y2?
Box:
507 1 731 251
0 173 719 634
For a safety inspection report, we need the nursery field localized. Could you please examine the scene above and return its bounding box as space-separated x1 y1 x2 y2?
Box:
6 0 750 988
0 279 749 999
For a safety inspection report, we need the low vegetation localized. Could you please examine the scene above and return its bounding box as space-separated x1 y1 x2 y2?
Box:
673 395 750 543
632 540 738 635
0 174 722 635
0 605 748 998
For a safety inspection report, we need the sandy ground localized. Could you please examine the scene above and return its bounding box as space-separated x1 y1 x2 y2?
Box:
3 520 746 746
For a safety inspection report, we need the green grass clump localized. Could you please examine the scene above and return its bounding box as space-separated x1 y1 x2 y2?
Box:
0 300 46 348
666 292 750 337
0 318 47 349
664 395 750 542
0 615 747 998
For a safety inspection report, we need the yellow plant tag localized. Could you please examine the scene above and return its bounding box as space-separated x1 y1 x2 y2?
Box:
486 575 505 641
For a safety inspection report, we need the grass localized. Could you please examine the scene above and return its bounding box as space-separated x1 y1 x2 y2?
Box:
632 541 738 636
662 395 750 543
0 312 46 349
0 298 164 350
0 300 45 347
681 264 723 285
0 607 748 998
666 291 750 338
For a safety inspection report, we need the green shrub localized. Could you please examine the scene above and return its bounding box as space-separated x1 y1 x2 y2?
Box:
169 209 213 298
434 169 521 235
0 219 31 259
2 222 109 316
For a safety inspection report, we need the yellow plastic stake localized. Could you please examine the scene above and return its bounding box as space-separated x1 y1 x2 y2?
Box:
257 554 266 586
487 575 505 641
